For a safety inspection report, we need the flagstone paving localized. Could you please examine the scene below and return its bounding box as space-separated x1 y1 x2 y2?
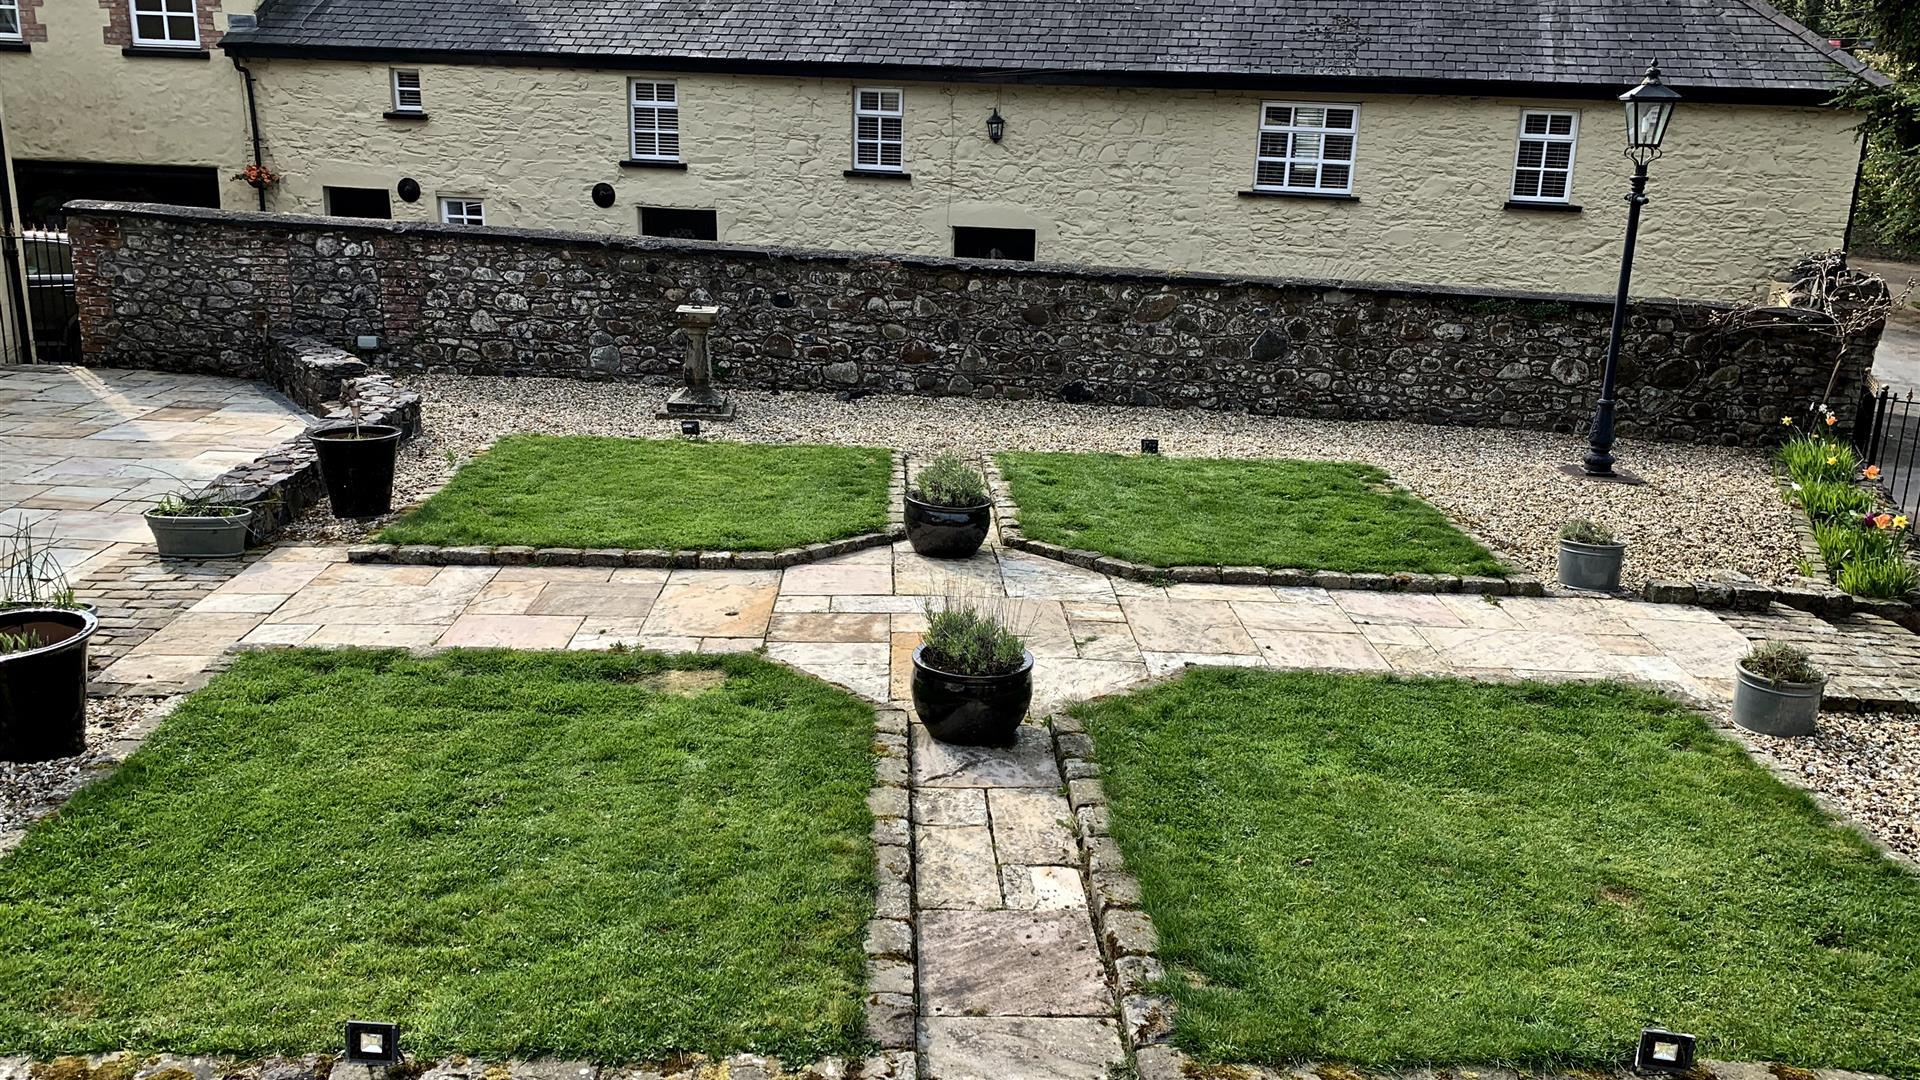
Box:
0 365 310 584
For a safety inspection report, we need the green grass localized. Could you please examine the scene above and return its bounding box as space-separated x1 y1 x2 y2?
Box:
996 452 1505 575
1073 668 1920 1074
378 435 892 550
0 649 877 1062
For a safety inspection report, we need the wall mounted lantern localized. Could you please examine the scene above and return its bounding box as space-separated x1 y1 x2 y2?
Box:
986 108 1006 143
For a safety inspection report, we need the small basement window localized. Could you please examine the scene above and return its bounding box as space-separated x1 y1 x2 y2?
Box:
439 198 485 226
953 226 1035 261
325 186 392 219
640 206 717 240
391 69 424 114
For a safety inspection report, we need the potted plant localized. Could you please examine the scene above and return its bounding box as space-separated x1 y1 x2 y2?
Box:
0 525 97 763
1557 518 1626 592
906 454 993 559
911 597 1033 746
311 417 404 518
1732 641 1825 737
144 487 254 558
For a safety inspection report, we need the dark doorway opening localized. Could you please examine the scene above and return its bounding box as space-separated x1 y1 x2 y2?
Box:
325 186 393 219
640 207 718 241
953 226 1036 261
12 161 221 225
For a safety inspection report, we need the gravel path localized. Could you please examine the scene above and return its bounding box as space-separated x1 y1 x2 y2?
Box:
0 696 173 841
286 377 1805 587
1748 712 1920 864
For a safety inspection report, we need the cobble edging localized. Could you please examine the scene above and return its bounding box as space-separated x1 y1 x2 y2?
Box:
864 700 919 1076
348 454 910 570
203 336 424 544
981 456 1549 598
66 200 1885 446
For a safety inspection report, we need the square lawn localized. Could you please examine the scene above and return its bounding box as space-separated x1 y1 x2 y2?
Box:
1074 668 1920 1073
377 435 892 551
0 649 877 1063
995 452 1504 575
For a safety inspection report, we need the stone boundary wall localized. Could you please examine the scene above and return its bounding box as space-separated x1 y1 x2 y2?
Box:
67 200 1884 445
207 335 422 542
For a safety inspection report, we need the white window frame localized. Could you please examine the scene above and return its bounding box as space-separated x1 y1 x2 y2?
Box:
629 79 681 162
391 69 424 114
128 0 199 47
1253 102 1360 196
852 87 905 172
438 198 486 226
1510 109 1580 204
0 0 23 41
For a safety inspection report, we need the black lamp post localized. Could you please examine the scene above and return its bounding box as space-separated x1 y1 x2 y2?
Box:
1581 61 1681 478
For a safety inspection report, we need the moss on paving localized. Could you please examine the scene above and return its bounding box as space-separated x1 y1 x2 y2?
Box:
1074 668 1920 1074
377 435 892 551
995 452 1504 575
0 649 877 1063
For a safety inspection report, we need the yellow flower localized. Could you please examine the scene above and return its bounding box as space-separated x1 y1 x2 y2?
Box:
1897 515 1912 530
1781 416 1794 426
1827 455 1839 466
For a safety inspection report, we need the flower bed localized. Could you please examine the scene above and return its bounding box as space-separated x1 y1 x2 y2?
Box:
1779 411 1917 601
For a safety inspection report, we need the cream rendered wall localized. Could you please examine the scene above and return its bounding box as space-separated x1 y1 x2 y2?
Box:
250 60 1862 301
0 1 257 210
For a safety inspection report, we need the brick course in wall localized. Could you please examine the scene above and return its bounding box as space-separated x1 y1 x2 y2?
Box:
68 201 1885 445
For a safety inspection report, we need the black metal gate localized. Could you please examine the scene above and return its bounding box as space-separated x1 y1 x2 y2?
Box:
2 226 80 362
1854 384 1920 519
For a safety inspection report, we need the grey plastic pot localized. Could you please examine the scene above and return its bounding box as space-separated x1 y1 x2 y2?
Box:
1557 539 1626 592
1732 662 1825 737
144 508 251 558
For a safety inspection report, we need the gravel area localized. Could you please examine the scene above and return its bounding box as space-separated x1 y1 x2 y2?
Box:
285 377 1805 587
0 696 174 840
1746 712 1920 864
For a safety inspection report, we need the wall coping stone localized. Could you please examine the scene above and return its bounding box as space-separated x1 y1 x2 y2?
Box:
62 198 1738 312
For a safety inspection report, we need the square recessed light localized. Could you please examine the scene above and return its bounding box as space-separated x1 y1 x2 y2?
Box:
344 1020 400 1065
1635 1028 1696 1072
680 420 701 437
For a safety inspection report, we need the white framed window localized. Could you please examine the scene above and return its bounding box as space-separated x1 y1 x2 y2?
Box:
391 70 424 114
853 87 904 171
629 80 680 161
0 1 23 40
129 0 199 47
1511 110 1579 203
1254 102 1359 195
439 198 485 226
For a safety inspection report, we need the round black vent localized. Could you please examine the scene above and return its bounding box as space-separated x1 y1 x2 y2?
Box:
592 183 616 209
397 177 421 203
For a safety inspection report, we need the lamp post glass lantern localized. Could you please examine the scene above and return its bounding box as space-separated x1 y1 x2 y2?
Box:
1581 61 1680 479
986 108 1006 143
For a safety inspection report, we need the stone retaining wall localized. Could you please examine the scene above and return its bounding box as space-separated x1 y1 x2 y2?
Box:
68 200 1885 444
205 335 422 541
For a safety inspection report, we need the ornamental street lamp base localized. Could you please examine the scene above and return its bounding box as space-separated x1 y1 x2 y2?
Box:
1557 462 1646 486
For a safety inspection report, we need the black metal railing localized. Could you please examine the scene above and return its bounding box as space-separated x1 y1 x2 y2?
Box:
1 225 78 363
1855 383 1920 520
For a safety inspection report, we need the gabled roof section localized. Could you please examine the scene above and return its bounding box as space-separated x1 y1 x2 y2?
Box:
227 0 1890 103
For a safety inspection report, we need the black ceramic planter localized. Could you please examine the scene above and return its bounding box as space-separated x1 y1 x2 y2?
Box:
0 607 97 763
911 645 1034 747
311 423 403 518
905 496 993 559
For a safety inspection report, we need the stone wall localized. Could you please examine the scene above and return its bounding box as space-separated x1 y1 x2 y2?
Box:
69 201 1885 444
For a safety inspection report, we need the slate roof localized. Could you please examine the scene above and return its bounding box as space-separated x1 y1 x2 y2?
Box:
225 0 1887 101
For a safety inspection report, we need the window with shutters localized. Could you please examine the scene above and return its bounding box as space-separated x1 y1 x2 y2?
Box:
129 0 198 46
391 70 424 114
0 1 22 40
439 198 485 226
853 88 904 172
1253 103 1358 195
630 80 681 161
1511 110 1579 203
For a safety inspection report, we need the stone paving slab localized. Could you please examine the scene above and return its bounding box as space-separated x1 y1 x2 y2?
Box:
919 1017 1123 1080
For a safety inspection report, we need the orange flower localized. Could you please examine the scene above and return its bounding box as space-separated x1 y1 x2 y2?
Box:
1874 513 1895 530
1865 464 1883 481
1825 413 1838 427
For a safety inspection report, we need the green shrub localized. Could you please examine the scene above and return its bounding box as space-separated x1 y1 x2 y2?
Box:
1796 480 1875 524
1779 434 1858 485
921 598 1027 677
912 454 989 508
1558 519 1617 545
1837 554 1920 600
1742 642 1823 684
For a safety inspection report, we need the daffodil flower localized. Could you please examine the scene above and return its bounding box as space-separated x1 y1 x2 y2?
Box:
1781 416 1794 426
1897 515 1912 530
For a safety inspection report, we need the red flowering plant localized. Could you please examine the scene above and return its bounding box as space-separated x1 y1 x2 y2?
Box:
232 164 281 189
